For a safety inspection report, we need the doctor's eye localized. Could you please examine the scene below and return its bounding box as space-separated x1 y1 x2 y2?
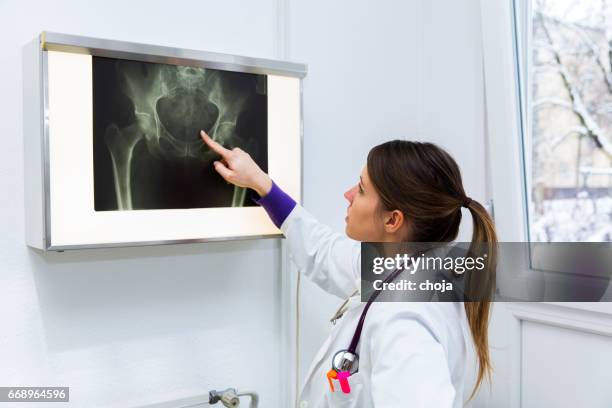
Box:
358 184 364 194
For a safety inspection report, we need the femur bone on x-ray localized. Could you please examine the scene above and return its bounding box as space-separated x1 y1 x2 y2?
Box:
92 56 268 211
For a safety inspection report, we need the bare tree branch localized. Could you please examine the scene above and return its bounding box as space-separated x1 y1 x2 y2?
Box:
533 64 561 75
533 97 574 110
536 11 612 160
602 0 612 75
550 126 588 150
540 13 612 92
538 13 605 35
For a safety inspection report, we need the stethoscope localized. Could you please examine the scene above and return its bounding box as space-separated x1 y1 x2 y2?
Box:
326 263 409 394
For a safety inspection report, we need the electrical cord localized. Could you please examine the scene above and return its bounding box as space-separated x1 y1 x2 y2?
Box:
295 270 301 408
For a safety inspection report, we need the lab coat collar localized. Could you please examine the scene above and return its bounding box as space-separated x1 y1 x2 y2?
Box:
329 289 360 324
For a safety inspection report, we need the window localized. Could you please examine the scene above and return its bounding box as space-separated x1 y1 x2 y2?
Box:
516 0 612 242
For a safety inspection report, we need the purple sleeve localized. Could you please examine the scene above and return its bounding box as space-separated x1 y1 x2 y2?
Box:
250 180 297 228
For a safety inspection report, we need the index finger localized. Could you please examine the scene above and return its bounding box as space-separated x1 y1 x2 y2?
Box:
200 130 231 159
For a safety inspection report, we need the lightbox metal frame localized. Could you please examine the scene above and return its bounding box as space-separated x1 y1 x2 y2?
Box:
35 31 306 251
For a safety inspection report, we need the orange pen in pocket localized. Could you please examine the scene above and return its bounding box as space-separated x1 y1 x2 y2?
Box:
326 369 338 392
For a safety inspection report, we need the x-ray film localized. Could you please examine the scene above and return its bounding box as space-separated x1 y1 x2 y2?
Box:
92 56 268 211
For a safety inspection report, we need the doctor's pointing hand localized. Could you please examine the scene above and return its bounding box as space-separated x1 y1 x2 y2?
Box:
200 130 272 198
201 129 497 408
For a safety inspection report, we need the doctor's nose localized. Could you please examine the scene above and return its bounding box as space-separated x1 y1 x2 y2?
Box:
344 185 357 203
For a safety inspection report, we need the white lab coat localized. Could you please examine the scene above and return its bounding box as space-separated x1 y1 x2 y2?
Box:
279 204 471 408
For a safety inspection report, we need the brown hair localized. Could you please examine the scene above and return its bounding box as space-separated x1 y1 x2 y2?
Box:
367 139 497 402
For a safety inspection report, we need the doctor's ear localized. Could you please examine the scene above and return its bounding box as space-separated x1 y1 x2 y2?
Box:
383 209 406 233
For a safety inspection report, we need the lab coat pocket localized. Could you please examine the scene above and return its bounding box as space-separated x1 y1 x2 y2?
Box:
325 371 366 408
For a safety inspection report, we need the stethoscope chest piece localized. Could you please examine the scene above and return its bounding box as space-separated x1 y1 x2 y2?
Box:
332 349 359 375
328 266 407 388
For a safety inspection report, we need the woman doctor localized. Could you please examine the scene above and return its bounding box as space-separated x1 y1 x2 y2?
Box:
201 130 497 408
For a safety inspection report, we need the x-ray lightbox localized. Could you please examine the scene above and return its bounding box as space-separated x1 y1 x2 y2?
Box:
23 32 306 251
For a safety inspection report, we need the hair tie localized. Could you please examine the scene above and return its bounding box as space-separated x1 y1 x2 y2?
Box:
461 196 473 208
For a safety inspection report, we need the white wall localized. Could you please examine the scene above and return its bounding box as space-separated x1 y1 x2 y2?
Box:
1 1 286 407
1 0 489 406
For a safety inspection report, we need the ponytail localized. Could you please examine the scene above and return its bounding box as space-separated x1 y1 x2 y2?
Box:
463 199 497 403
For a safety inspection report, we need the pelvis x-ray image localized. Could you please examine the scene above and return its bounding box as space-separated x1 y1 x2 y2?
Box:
92 56 268 211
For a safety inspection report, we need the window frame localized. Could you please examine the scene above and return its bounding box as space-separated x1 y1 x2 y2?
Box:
480 0 612 306
480 0 530 245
